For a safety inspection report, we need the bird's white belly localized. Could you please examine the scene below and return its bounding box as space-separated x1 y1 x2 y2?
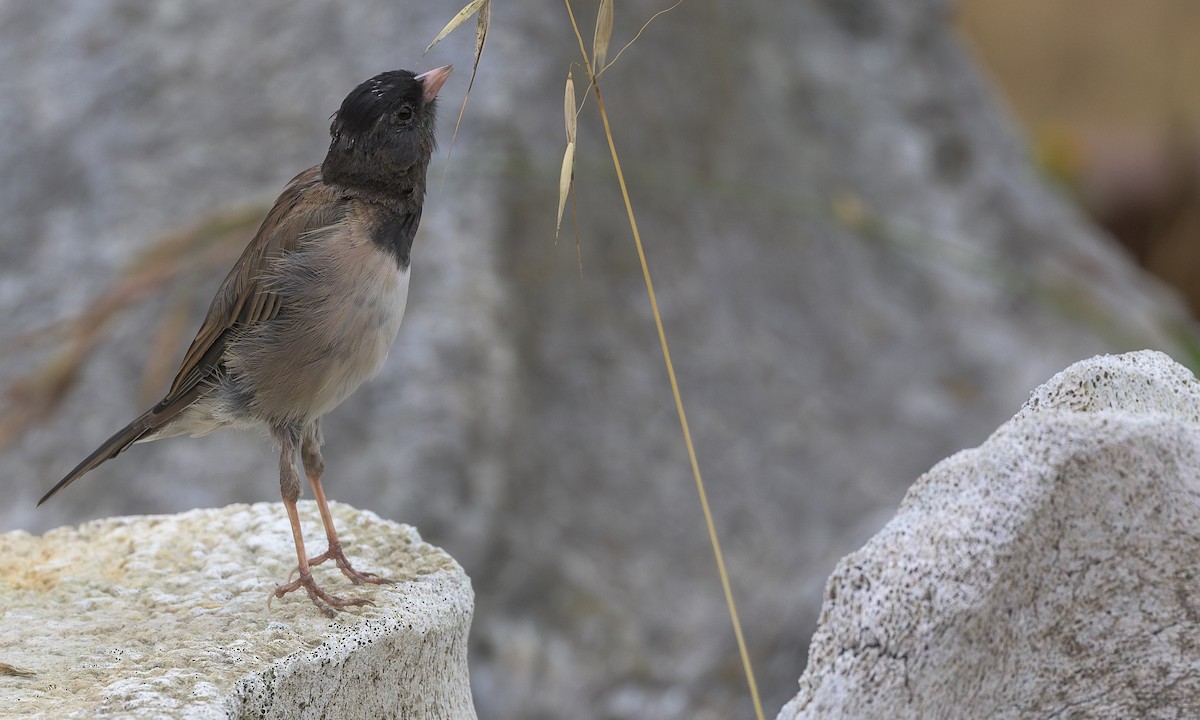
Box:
307 264 410 419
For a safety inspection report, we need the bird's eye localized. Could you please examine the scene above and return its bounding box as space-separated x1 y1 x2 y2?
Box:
393 106 413 123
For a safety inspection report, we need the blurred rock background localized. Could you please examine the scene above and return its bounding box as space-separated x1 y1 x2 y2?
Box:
0 1 1196 718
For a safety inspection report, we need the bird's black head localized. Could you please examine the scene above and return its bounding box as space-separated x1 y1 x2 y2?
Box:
321 66 452 202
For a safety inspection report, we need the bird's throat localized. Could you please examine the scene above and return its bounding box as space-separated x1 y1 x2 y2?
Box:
368 206 423 269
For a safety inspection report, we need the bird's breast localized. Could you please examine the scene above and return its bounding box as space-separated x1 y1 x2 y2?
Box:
305 249 410 419
220 238 411 425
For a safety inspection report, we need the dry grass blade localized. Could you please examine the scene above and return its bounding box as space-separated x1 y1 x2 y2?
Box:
593 0 614 72
557 140 576 241
473 0 491 84
562 1 764 718
424 0 487 55
557 70 578 241
442 0 490 168
564 69 577 143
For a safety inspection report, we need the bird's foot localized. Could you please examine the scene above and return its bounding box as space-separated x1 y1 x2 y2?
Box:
308 540 396 586
273 570 372 617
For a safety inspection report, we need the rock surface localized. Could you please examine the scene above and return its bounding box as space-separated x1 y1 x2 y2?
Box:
778 350 1200 719
0 503 475 719
1 1 1198 718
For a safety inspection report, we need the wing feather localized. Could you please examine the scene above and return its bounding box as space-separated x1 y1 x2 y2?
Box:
164 167 346 403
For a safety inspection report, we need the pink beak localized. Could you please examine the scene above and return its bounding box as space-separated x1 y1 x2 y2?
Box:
416 65 453 104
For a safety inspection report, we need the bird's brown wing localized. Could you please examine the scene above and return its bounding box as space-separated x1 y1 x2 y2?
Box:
163 166 346 405
39 167 347 506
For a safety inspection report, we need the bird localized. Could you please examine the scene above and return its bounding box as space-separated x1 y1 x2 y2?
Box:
38 65 453 616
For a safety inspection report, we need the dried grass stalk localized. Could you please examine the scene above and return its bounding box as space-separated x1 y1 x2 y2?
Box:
425 0 488 54
593 0 614 71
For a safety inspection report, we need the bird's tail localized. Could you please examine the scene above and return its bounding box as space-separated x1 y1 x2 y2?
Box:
37 413 157 506
37 386 203 506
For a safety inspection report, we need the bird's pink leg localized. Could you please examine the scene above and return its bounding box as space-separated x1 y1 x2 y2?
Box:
301 425 395 586
272 434 372 615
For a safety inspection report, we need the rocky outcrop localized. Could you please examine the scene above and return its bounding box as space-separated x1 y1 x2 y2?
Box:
779 351 1200 719
0 503 475 719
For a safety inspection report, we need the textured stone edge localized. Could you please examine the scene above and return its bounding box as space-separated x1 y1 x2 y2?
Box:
224 570 476 719
776 350 1200 719
0 503 478 720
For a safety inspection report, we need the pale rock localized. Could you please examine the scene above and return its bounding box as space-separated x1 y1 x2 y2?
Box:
779 351 1200 719
0 502 475 719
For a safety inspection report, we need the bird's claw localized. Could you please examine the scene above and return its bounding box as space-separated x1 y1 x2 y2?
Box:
308 542 396 586
273 571 373 617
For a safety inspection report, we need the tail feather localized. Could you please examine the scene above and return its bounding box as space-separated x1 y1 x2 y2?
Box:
37 413 157 506
39 381 207 506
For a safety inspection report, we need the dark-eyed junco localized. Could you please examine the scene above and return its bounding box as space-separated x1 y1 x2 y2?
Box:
39 65 453 616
